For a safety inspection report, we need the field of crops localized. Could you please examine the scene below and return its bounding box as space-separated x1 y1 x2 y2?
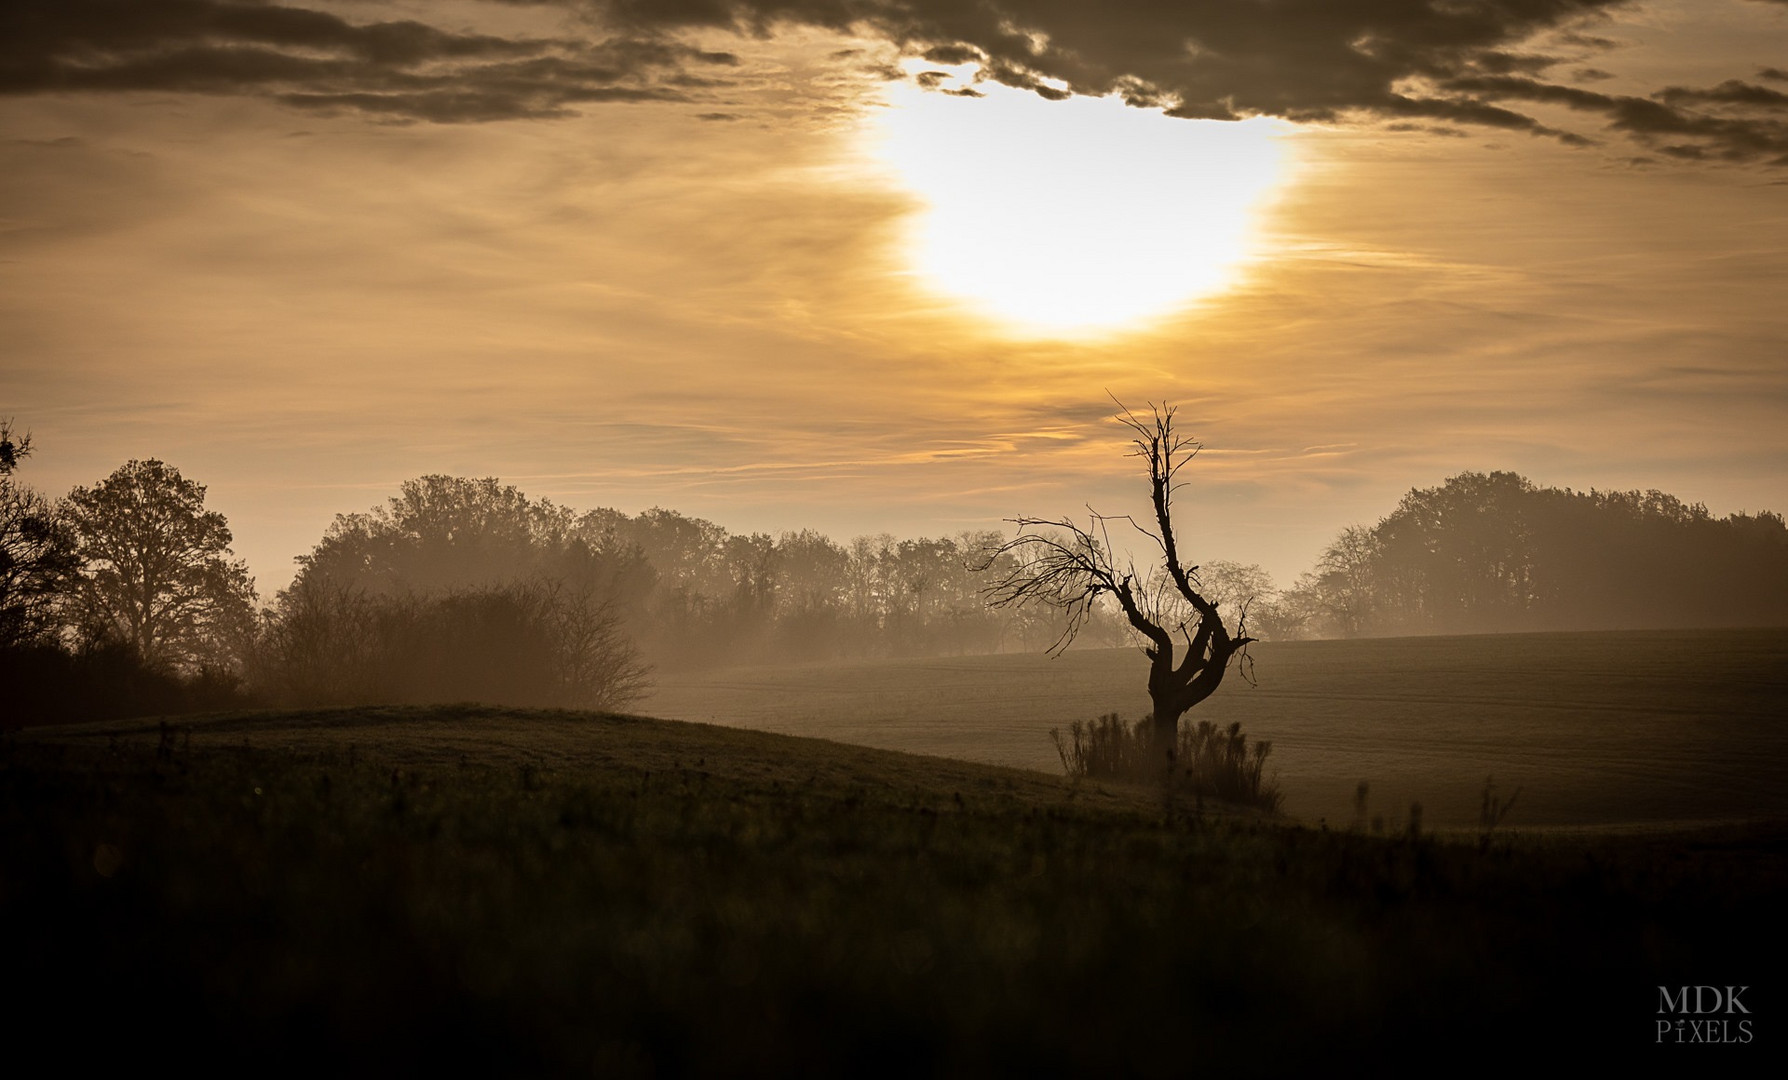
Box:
643 626 1788 827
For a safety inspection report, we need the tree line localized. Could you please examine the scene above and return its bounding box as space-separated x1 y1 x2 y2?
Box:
7 417 1786 727
1266 470 1788 638
274 473 1110 690
0 422 1117 726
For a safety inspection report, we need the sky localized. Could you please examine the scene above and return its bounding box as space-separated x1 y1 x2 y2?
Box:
3 0 1786 594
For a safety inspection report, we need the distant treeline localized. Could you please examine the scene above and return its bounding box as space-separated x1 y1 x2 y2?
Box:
1278 471 1788 638
6 413 1787 726
281 473 1102 680
0 421 1108 726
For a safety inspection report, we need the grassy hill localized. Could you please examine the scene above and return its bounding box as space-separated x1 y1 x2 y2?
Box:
3 704 1781 1073
645 626 1788 827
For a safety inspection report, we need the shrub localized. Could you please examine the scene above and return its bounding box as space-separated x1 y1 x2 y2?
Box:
1051 713 1282 813
0 640 251 729
253 578 650 711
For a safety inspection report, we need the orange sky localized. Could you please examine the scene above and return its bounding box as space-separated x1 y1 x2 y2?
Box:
3 0 1786 592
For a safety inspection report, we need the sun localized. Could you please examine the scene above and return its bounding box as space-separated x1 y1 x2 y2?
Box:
867 70 1292 337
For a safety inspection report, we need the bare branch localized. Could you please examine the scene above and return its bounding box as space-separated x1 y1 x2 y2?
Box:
984 397 1259 752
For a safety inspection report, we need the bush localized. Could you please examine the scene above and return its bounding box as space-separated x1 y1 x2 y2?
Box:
0 641 251 729
253 578 650 711
1051 714 1282 813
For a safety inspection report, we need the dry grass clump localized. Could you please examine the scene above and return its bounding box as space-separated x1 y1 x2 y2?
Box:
1051 713 1282 813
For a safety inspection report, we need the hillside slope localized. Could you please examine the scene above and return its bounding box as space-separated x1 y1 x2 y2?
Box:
4 706 1781 1073
646 626 1788 826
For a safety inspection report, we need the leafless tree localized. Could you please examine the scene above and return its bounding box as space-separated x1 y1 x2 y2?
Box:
981 401 1255 766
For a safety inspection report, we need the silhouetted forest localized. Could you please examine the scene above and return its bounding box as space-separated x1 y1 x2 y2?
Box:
0 423 1114 726
5 414 1787 727
264 474 1098 702
1282 471 1788 637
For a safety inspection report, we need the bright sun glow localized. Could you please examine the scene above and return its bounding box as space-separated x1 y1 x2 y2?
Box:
868 71 1292 337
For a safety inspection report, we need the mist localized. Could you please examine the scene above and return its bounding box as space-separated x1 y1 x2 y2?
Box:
5 0 1787 1070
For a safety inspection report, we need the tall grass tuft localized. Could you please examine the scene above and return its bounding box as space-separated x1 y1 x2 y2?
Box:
1478 775 1520 852
1051 713 1283 813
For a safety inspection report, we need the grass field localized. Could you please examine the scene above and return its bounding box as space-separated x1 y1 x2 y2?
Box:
5 704 1782 1072
643 627 1788 828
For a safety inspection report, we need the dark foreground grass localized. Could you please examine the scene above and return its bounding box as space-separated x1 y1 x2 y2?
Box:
3 706 1781 1075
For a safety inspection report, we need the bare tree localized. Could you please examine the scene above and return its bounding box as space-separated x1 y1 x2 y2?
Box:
982 401 1255 766
1309 524 1380 638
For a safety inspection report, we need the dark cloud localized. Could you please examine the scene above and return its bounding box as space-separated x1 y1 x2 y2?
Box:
2 0 1784 163
598 0 1788 164
1659 80 1788 109
919 44 985 66
0 0 736 122
1442 73 1788 163
599 1 1633 123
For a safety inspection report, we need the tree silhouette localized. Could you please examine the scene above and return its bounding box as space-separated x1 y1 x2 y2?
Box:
269 475 652 709
1295 471 1788 636
0 419 76 648
1309 524 1380 638
982 402 1255 765
63 459 256 671
0 419 29 475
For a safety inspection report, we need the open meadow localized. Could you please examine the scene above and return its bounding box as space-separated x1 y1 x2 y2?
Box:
4 703 1782 1072
644 627 1788 830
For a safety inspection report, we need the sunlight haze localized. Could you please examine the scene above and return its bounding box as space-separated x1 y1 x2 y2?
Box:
869 72 1291 335
2 0 1784 598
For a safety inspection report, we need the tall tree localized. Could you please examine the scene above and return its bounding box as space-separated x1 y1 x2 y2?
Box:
982 402 1255 765
63 459 257 670
1309 525 1381 638
300 474 576 596
0 419 76 648
271 475 651 709
1300 472 1788 636
1373 470 1537 633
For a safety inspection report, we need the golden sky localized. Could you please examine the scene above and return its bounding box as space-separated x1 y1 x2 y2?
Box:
3 0 1786 590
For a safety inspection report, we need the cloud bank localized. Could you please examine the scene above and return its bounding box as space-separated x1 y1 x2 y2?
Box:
2 1 1783 159
0 0 739 122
